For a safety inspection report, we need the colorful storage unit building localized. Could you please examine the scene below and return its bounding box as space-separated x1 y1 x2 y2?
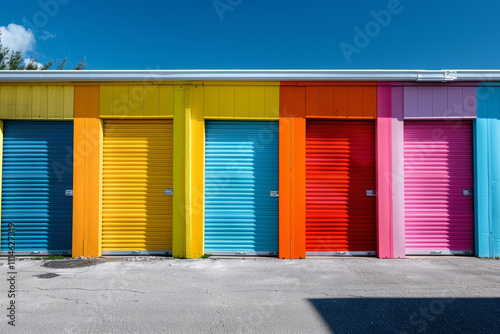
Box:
0 84 74 255
279 82 378 258
0 70 499 259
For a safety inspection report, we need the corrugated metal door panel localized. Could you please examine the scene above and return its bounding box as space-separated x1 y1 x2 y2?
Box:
404 121 474 254
204 121 279 255
0 121 73 254
306 120 376 255
102 120 173 254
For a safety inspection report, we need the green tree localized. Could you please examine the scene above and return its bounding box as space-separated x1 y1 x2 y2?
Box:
0 32 86 70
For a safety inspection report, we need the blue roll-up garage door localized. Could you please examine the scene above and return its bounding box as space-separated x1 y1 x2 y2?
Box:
1 121 73 255
204 121 279 255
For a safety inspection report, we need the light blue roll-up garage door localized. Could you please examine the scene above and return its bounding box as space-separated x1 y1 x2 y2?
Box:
1 121 73 255
204 121 279 255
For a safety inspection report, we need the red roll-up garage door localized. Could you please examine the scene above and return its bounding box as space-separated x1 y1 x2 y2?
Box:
404 121 474 255
306 120 376 255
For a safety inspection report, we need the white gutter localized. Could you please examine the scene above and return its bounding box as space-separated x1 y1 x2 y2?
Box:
0 69 499 82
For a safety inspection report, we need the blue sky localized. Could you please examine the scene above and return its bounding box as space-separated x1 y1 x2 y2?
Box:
0 0 499 70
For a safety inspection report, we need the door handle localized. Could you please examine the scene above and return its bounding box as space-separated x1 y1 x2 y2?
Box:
462 190 473 197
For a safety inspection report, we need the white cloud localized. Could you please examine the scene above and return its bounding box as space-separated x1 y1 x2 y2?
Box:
24 58 43 69
0 23 35 56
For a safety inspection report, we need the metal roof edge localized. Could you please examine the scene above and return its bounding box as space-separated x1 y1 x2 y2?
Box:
0 69 499 82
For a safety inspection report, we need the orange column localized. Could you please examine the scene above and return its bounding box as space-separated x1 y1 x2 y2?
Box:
279 85 306 259
73 86 102 257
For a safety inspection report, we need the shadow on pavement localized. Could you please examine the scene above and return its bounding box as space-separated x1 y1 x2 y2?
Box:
308 297 500 333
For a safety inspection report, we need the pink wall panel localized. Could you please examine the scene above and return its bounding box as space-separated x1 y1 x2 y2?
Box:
391 86 406 258
447 87 463 118
404 87 419 118
462 86 477 118
404 86 477 119
376 85 392 258
417 87 433 118
432 87 448 118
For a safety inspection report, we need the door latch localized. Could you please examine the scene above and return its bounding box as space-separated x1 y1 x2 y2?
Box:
462 190 473 197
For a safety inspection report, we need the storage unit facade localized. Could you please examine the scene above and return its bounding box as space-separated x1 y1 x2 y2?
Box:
0 84 74 255
0 72 498 259
279 82 379 258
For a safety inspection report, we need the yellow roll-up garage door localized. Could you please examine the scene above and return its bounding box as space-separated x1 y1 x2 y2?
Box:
102 120 173 255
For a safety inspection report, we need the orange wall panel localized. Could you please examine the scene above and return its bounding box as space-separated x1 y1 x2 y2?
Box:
333 86 348 118
290 116 306 259
291 86 306 117
73 86 102 258
279 116 292 259
279 86 292 258
281 82 377 119
318 86 334 117
348 86 363 118
305 86 319 117
363 86 377 118
279 85 306 259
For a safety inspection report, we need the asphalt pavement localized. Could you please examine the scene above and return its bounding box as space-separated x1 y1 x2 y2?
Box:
1 256 499 333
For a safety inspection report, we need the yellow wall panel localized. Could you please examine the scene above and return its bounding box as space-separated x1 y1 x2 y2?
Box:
32 86 48 119
189 86 205 258
173 87 186 258
0 85 74 120
144 85 159 117
159 85 174 117
15 86 31 119
113 86 129 118
100 86 114 118
100 84 175 119
204 81 280 86
200 83 279 120
264 86 280 119
48 86 64 119
234 86 250 118
219 86 235 118
204 86 219 118
249 86 265 119
128 85 144 117
63 86 74 119
0 86 15 119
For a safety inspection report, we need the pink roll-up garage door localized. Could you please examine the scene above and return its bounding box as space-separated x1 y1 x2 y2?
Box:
404 121 474 255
